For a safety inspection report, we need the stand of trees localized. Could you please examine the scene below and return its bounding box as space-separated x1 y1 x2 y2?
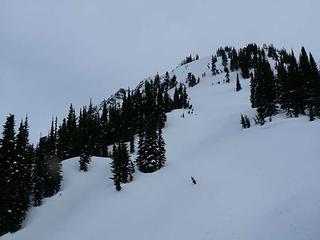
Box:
0 115 33 235
221 44 320 124
0 73 190 236
2 43 319 236
249 46 320 123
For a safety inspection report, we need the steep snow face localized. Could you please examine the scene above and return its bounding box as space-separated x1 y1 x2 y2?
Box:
3 59 320 240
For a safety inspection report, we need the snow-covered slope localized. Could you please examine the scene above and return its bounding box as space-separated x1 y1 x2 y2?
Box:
3 57 320 240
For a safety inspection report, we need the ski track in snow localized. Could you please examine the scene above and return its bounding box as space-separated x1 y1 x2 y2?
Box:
3 56 320 240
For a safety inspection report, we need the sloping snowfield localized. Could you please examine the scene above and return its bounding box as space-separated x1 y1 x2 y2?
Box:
3 57 320 240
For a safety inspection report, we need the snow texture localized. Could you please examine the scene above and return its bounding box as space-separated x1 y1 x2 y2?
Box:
3 57 320 240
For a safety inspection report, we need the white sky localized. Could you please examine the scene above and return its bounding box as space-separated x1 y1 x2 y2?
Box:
0 0 319 142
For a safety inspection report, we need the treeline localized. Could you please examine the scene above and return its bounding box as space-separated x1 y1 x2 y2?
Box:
180 54 199 66
249 45 320 123
0 72 190 236
0 116 33 235
2 43 319 236
213 44 320 123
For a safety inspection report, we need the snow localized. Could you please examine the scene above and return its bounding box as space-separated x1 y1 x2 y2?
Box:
3 57 320 240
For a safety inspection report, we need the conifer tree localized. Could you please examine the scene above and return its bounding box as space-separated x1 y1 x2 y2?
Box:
211 55 218 75
136 130 146 171
11 117 32 232
129 134 135 154
236 74 242 91
240 114 246 128
136 115 159 173
254 56 277 123
230 48 239 71
33 137 47 207
0 114 16 235
299 47 312 115
288 51 305 116
110 142 134 191
186 73 197 87
79 143 91 172
250 73 257 108
239 49 250 79
276 60 291 115
157 127 166 169
309 53 320 117
221 51 228 68
225 70 230 83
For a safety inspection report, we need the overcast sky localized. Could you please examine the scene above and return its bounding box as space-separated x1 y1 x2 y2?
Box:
1 0 319 142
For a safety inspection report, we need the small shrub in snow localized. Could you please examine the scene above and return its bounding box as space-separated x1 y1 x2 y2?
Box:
241 114 251 129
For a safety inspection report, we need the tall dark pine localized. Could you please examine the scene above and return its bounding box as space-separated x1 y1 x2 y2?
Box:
79 143 91 172
136 109 167 173
44 122 62 198
250 73 257 108
230 48 239 71
33 137 47 207
57 118 68 160
299 47 312 116
111 144 122 191
129 134 135 154
254 56 277 123
221 50 228 68
239 49 250 79
211 55 218 75
135 130 146 172
276 60 293 116
110 142 134 191
157 127 166 169
11 117 32 232
236 74 242 91
288 51 305 116
309 53 320 117
186 73 197 87
136 115 159 173
0 115 16 235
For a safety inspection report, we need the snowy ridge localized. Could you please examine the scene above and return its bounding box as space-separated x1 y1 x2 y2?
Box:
3 56 320 240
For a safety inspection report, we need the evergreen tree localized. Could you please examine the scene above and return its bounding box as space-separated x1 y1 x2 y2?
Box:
240 114 246 128
250 73 257 108
79 143 91 172
230 48 239 71
288 51 305 116
98 101 109 156
110 142 134 191
221 50 228 68
66 104 77 157
11 117 32 232
129 134 135 154
0 115 32 233
211 55 218 75
239 49 250 79
276 60 291 115
136 110 167 173
173 87 181 109
299 47 312 116
33 137 47 207
135 130 146 171
57 118 68 159
236 74 242 91
186 73 197 87
244 115 251 128
309 53 320 117
253 56 277 123
136 115 159 173
157 127 166 169
0 114 16 235
240 114 251 128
